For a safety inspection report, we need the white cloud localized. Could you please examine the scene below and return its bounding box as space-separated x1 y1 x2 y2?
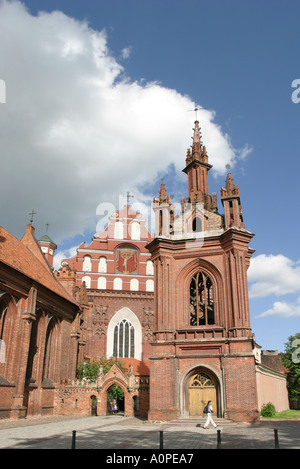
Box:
237 143 253 161
121 46 132 59
0 1 250 244
248 254 300 298
53 245 78 271
255 297 300 318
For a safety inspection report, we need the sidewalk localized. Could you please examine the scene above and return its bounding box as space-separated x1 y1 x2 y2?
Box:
0 414 299 450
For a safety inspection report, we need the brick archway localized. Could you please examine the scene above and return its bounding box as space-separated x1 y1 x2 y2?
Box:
97 364 138 417
179 365 223 418
101 378 127 415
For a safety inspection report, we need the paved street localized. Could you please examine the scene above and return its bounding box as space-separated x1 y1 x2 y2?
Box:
0 414 299 453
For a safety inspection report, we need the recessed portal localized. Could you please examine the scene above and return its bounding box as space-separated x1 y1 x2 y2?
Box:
188 371 217 416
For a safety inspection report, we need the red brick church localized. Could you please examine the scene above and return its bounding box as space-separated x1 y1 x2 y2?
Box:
0 120 289 421
55 120 259 421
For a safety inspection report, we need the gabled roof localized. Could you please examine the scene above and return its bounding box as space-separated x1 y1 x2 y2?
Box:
0 224 77 305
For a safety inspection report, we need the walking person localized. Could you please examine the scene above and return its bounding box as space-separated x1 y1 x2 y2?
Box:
203 400 217 428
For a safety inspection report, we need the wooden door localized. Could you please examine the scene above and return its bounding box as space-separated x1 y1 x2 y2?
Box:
189 372 217 416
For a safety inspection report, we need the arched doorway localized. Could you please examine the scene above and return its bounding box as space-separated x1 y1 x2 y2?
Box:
188 370 218 417
107 384 124 414
90 395 97 416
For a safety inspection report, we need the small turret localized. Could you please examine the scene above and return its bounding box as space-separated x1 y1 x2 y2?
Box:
152 184 174 237
221 173 245 229
38 234 57 268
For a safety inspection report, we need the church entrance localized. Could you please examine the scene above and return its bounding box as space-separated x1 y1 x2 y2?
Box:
188 371 217 416
107 384 125 414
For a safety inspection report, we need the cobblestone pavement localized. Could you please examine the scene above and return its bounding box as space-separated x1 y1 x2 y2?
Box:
0 414 299 452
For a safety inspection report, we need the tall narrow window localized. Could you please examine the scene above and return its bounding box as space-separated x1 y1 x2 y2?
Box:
82 275 91 288
131 222 141 240
83 255 92 272
42 317 59 383
113 277 122 290
190 271 214 326
146 260 154 275
98 257 107 273
113 319 135 358
97 277 106 289
192 216 202 233
130 279 139 291
146 279 154 292
114 221 124 240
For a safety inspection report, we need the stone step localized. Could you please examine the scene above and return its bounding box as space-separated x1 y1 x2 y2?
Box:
166 417 235 427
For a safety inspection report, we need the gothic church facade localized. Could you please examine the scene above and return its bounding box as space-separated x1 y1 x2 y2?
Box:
56 120 259 422
0 121 289 422
147 121 258 422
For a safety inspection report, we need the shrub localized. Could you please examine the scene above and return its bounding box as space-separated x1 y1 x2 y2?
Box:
77 356 125 381
260 402 276 417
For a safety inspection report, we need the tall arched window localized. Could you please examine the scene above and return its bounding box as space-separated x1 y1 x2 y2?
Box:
98 257 107 273
131 222 141 240
114 221 124 240
113 319 135 358
82 275 91 288
97 276 106 289
107 308 142 360
190 271 214 325
192 216 202 233
130 279 139 291
113 277 122 290
42 317 60 383
83 255 92 272
146 260 154 275
146 279 154 292
0 294 17 382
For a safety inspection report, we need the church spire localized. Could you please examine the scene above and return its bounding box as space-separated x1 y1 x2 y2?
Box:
183 121 212 208
221 173 245 229
191 120 202 160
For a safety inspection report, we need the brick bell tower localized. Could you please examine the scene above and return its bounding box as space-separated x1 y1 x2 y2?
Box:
147 121 259 423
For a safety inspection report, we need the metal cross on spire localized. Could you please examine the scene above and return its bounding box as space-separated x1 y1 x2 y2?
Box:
187 105 208 122
29 209 37 224
126 191 134 206
188 107 199 121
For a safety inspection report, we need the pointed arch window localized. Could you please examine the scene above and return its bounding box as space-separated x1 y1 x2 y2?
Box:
192 216 202 233
113 319 135 358
42 317 59 383
190 271 214 326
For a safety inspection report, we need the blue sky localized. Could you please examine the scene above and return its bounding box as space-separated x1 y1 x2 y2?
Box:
0 0 299 352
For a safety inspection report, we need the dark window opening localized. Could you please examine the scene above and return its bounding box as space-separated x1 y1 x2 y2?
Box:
192 217 202 233
190 271 214 326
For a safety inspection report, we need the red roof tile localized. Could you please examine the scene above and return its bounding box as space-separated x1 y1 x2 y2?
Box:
121 358 150 376
0 224 77 305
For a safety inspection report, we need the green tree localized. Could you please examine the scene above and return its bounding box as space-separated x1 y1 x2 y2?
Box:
77 356 125 382
107 384 124 403
281 333 300 401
